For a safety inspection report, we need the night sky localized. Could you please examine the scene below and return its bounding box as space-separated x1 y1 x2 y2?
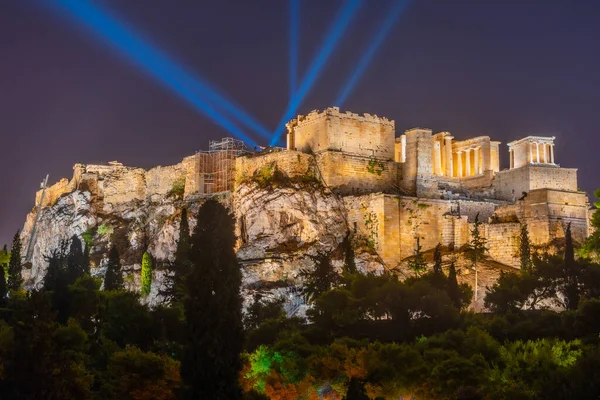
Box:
1 0 599 246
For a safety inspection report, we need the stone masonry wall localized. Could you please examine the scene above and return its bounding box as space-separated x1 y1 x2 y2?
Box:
235 151 316 184
486 223 520 267
146 162 187 201
290 107 395 160
317 152 399 194
494 165 578 201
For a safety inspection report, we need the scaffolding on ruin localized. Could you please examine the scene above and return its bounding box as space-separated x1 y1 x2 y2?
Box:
195 137 249 195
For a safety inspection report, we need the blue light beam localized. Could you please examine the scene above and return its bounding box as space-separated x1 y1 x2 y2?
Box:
289 0 299 96
270 0 363 146
47 0 268 145
335 0 410 107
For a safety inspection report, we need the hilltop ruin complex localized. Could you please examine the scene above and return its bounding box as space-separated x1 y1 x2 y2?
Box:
23 107 591 291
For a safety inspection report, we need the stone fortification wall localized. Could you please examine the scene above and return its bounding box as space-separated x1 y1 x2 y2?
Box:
485 223 520 267
146 161 189 201
344 193 518 267
494 165 578 201
235 151 316 183
316 152 399 194
456 200 498 222
101 167 146 205
523 189 589 244
288 107 395 161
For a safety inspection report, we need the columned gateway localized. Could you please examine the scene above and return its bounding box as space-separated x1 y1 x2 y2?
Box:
507 136 556 169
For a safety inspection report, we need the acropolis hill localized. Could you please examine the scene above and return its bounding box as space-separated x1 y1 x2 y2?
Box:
20 107 592 309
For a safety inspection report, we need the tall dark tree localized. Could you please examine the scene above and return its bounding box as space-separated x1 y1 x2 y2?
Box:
0 263 7 307
464 214 488 308
181 199 243 400
519 223 533 272
7 231 23 291
342 234 357 275
563 223 580 310
162 207 191 303
104 246 124 291
433 243 443 275
407 237 427 276
66 235 87 285
447 262 462 309
299 252 339 304
42 241 71 323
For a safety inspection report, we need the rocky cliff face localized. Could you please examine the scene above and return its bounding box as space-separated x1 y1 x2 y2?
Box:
20 179 376 310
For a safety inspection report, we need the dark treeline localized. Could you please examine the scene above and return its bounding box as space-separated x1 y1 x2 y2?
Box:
0 192 599 399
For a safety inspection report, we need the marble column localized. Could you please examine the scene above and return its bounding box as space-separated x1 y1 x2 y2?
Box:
474 147 480 174
536 142 540 163
434 142 442 175
529 143 534 164
550 144 555 164
509 149 514 169
445 136 454 177
543 143 548 163
401 135 406 163
457 151 463 178
465 149 471 177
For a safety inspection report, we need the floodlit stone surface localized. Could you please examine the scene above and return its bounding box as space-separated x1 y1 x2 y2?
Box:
19 107 592 311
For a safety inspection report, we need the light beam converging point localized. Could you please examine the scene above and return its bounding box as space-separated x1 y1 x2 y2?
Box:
335 0 410 107
45 0 270 146
270 0 363 146
289 0 299 97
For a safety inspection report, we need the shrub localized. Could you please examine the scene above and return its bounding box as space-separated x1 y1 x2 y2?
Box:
141 252 153 296
98 224 113 237
167 178 186 199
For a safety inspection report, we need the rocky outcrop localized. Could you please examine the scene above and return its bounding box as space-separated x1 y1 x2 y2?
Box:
20 178 373 310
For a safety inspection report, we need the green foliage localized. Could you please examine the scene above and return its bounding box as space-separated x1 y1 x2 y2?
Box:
141 251 153 297
162 207 191 304
298 252 340 304
0 264 6 307
67 235 88 284
7 231 23 291
81 227 95 248
0 245 10 267
464 213 489 268
105 346 181 399
104 246 123 291
520 223 533 272
167 177 186 199
366 156 385 176
579 189 600 260
244 294 286 331
97 223 114 237
407 237 427 276
181 199 244 399
433 243 443 275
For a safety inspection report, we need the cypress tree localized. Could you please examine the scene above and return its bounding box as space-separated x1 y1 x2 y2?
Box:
433 243 443 275
519 223 533 272
141 252 153 296
181 199 243 400
447 262 462 309
42 241 70 323
342 234 357 275
0 264 7 307
66 235 87 285
7 231 23 291
162 208 191 303
104 246 123 291
563 223 580 310
407 237 427 276
299 252 339 303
